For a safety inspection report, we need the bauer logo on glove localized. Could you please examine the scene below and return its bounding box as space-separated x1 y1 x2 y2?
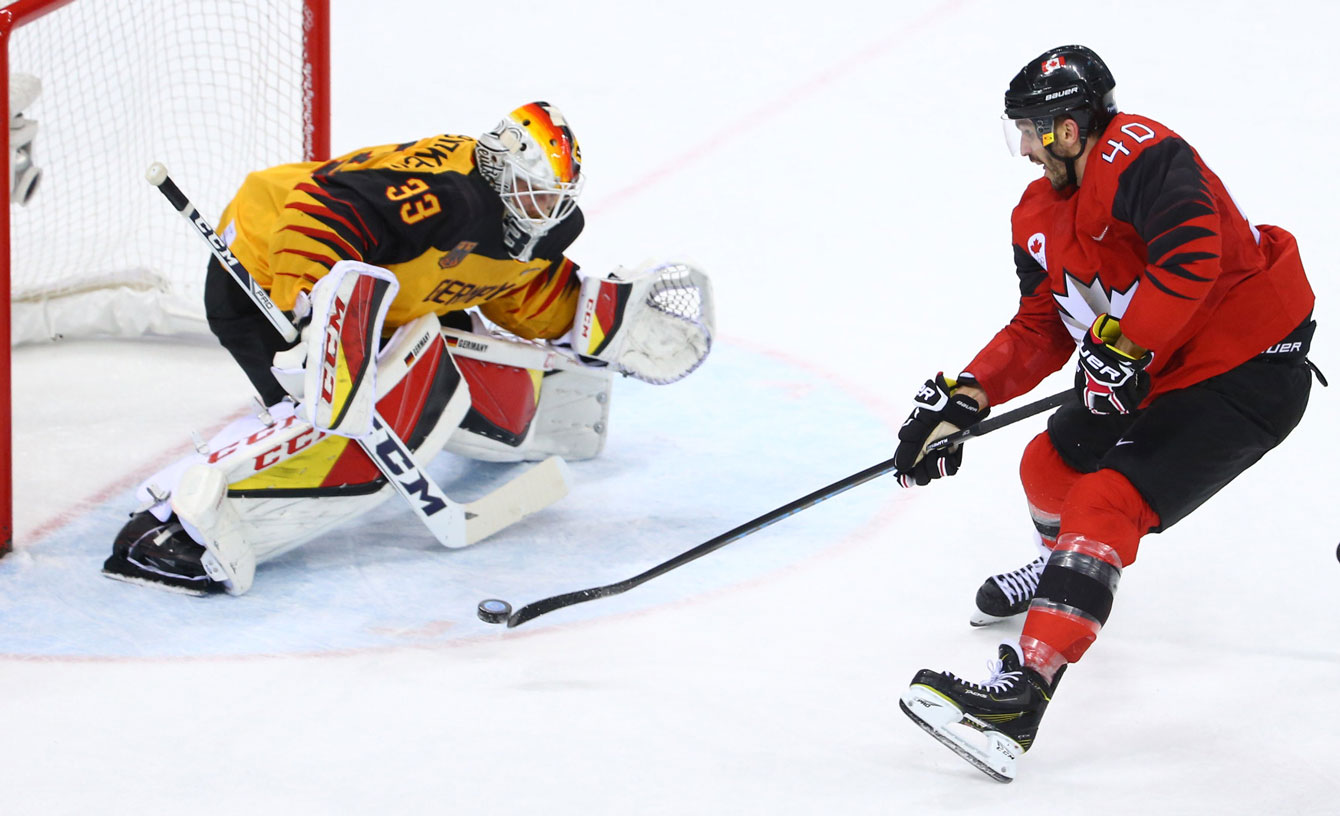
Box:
893 373 988 488
1075 314 1151 415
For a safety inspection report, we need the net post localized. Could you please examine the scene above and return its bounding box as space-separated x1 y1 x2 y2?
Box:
0 14 12 556
1 0 81 557
304 0 330 160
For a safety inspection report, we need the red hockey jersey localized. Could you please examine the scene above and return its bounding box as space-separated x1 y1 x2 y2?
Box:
963 113 1314 406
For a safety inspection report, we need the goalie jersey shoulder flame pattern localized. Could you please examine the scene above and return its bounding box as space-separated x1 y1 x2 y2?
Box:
965 112 1314 406
218 134 584 340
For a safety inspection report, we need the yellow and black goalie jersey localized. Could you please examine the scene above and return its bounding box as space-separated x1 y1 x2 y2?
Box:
218 134 584 340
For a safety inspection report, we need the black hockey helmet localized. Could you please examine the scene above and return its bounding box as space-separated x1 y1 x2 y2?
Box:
1004 44 1117 142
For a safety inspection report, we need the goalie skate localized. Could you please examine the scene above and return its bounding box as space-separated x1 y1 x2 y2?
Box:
102 512 225 596
899 642 1061 783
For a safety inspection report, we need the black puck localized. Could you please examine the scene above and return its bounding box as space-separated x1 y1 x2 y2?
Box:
477 598 512 624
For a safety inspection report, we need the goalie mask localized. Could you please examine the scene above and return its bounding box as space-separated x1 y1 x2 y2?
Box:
476 102 584 260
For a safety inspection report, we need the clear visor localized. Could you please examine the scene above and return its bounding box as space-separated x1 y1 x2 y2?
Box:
1001 115 1051 157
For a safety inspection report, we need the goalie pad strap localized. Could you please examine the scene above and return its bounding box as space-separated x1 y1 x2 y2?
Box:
171 464 255 596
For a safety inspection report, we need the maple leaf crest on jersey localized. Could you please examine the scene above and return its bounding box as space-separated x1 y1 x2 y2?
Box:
1052 272 1139 343
1027 232 1047 270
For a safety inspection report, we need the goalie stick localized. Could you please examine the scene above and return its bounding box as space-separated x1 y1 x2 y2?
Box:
146 162 568 548
146 164 298 344
439 327 590 374
492 388 1073 628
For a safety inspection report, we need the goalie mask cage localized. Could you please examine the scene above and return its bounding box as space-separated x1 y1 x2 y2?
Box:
0 0 331 555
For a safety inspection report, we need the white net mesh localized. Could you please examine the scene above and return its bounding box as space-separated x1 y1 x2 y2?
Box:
7 0 324 343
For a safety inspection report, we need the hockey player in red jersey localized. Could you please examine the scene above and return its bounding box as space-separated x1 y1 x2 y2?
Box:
101 102 714 596
894 45 1320 781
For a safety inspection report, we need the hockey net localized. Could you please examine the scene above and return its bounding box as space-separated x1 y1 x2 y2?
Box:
0 0 330 552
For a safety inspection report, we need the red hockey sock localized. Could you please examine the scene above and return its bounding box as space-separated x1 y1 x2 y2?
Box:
1020 469 1160 680
1018 431 1082 548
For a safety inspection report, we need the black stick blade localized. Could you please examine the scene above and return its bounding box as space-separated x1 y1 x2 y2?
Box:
507 587 612 628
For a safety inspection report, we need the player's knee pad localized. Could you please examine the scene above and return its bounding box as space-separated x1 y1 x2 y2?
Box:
1058 468 1160 568
1019 431 1083 548
125 314 468 590
1020 532 1125 674
445 359 613 463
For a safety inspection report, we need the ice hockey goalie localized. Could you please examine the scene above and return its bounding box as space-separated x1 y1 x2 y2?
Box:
102 102 715 596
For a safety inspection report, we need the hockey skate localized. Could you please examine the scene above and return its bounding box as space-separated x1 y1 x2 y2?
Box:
899 642 1062 783
101 512 226 596
970 555 1046 626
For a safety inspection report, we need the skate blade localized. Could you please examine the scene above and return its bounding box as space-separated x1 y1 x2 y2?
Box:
101 566 213 597
900 684 1021 783
968 610 1016 627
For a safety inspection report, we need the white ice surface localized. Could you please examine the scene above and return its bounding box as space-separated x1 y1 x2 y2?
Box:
3 0 1339 812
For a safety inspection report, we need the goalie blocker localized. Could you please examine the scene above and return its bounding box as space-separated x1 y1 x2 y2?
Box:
103 260 716 596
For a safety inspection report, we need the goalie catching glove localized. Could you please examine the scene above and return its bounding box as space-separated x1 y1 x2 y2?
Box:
1075 313 1150 415
570 261 715 384
893 373 988 488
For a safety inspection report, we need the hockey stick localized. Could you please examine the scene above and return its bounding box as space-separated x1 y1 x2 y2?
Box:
464 456 573 545
923 388 1071 454
146 162 468 547
440 327 592 374
146 164 298 343
493 387 1073 628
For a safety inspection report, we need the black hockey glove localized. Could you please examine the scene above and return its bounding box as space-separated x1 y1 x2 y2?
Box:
893 373 988 488
1075 314 1151 415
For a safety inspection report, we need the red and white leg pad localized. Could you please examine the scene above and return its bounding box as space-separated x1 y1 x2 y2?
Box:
132 314 468 584
446 358 613 463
